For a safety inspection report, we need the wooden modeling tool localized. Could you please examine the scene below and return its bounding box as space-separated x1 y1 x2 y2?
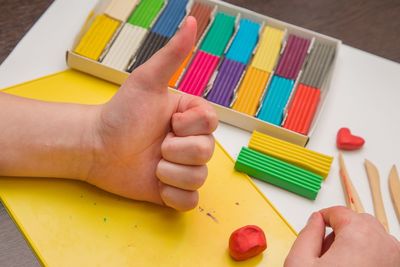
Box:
338 152 365 213
364 159 389 232
388 165 400 223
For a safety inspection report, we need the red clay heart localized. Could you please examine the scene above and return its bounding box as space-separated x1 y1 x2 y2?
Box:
337 127 365 150
229 225 267 261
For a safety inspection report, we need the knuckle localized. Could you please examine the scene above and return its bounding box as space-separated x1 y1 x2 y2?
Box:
359 212 374 219
175 41 187 57
199 108 218 132
190 166 208 189
358 213 386 231
194 140 213 163
359 213 377 223
337 216 352 228
166 40 187 61
172 112 184 125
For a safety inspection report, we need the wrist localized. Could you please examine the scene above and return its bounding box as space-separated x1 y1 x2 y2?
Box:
73 105 104 182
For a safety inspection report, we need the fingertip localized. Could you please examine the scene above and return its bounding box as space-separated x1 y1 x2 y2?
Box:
128 15 198 89
319 205 354 230
199 108 218 133
185 15 197 31
319 205 350 214
171 112 184 127
186 15 196 23
160 184 199 211
173 15 197 59
307 211 323 226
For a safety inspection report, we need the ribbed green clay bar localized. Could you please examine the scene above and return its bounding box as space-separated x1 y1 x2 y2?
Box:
235 147 323 200
127 0 164 28
200 12 235 56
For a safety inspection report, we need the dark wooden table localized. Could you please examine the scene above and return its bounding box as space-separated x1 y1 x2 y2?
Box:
1 0 399 65
0 0 399 266
226 0 400 63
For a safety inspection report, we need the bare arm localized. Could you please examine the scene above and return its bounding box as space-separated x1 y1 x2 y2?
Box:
0 92 96 180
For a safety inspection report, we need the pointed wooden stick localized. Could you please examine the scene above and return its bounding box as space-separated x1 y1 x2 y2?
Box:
338 152 364 213
389 165 400 223
364 159 389 232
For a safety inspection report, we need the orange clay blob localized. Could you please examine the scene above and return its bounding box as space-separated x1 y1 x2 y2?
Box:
229 225 267 261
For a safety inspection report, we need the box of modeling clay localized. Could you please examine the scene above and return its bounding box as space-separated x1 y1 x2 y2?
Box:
66 0 341 147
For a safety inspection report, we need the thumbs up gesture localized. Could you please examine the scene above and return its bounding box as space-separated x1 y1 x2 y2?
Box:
86 17 218 211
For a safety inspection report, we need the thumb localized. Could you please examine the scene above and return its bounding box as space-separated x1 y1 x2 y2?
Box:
285 212 325 266
127 16 197 90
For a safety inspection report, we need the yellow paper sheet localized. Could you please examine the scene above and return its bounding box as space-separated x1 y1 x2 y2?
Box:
0 70 296 266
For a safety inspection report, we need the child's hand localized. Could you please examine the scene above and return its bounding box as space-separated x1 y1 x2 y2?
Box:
284 206 400 267
85 17 218 211
0 16 216 211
